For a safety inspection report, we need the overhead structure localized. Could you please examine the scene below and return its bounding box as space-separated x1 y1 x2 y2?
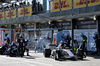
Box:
0 0 21 3
0 0 10 3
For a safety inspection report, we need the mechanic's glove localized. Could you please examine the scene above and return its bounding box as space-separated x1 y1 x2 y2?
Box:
81 40 85 42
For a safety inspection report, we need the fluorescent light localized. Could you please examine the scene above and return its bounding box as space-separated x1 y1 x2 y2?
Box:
94 15 96 20
19 24 21 27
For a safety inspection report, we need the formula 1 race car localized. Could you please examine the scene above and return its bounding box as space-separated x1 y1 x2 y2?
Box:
43 43 86 60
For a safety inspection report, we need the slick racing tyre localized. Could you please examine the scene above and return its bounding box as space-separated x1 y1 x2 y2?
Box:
44 49 51 57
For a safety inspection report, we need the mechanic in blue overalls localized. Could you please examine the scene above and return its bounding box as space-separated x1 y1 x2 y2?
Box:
93 32 100 55
9 41 18 56
2 41 9 55
24 34 30 56
80 33 87 55
6 35 10 45
17 34 25 57
63 34 71 48
58 40 65 49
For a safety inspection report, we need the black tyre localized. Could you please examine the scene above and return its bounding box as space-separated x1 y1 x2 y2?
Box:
79 57 83 60
44 49 51 57
0 48 2 55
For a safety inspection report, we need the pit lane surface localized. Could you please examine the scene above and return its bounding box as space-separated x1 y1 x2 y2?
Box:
0 50 100 66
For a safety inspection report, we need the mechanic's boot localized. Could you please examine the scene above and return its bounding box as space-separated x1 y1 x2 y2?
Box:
27 52 30 56
27 54 30 56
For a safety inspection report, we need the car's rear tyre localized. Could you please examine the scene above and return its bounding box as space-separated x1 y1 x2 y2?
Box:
44 49 51 57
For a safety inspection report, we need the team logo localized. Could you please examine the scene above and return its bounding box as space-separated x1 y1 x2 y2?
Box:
20 40 23 42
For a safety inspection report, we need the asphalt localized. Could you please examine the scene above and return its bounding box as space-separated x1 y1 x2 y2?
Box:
0 50 100 66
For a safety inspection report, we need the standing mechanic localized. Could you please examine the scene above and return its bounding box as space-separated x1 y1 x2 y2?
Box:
58 40 65 49
80 33 87 56
6 35 10 45
24 34 30 56
93 32 100 55
63 34 71 47
17 34 25 57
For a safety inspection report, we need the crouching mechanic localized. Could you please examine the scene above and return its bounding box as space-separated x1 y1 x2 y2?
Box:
17 34 25 57
0 41 8 55
24 34 30 56
8 41 18 57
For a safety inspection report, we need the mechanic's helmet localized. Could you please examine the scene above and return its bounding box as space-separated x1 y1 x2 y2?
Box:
20 34 23 37
7 35 9 37
45 35 49 38
80 33 83 36
5 41 7 44
94 32 97 36
60 40 63 44
27 37 29 40
12 41 15 44
25 33 27 36
64 34 68 37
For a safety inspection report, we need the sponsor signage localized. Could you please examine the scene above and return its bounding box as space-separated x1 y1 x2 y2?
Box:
5 11 10 19
61 0 72 10
0 12 4 20
73 0 86 8
50 0 60 12
50 0 72 12
18 8 24 17
77 20 97 25
11 9 16 18
56 21 71 26
88 0 100 6
25 6 31 16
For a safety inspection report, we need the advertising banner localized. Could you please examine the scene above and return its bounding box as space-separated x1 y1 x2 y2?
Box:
88 0 100 6
61 0 72 10
50 0 72 12
73 0 86 8
5 11 10 19
50 0 60 12
56 21 71 26
18 8 24 17
25 6 31 16
77 20 97 25
0 12 4 20
11 9 16 18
